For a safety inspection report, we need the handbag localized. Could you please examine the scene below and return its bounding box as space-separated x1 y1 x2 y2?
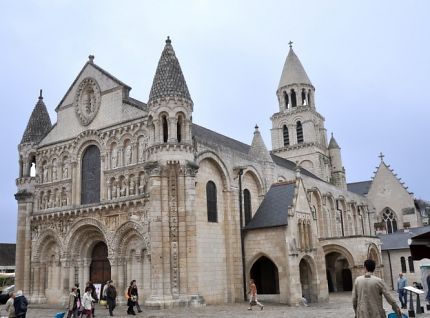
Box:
99 299 107 306
131 295 137 302
250 300 257 306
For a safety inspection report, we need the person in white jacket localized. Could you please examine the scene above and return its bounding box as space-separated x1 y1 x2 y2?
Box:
81 287 95 318
4 292 15 318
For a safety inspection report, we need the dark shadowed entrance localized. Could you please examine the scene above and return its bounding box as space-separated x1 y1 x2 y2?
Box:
250 256 279 294
325 252 352 292
90 241 111 284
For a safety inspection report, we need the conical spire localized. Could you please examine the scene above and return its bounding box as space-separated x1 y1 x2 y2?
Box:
278 46 312 89
148 37 192 103
328 133 340 149
249 125 273 162
21 90 52 144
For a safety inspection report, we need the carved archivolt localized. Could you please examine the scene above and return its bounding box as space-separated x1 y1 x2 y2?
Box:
112 221 150 257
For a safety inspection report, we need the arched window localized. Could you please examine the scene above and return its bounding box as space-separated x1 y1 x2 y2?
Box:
177 116 182 143
301 89 307 105
81 145 101 205
382 209 398 233
408 256 415 273
307 90 312 106
291 89 297 107
296 121 304 144
244 189 252 225
29 155 36 177
162 115 168 143
400 257 407 273
206 181 217 222
283 125 290 146
283 91 289 109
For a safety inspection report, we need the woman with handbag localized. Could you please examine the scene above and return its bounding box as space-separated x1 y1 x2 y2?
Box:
126 281 138 315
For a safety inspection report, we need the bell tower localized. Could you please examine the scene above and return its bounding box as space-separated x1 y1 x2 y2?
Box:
271 43 331 182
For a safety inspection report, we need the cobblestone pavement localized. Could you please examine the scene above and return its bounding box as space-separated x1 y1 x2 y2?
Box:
1 292 428 318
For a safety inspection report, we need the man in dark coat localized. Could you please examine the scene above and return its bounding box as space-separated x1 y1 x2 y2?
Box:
13 290 28 318
106 280 117 317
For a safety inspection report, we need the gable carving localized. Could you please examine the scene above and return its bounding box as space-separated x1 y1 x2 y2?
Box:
75 77 101 126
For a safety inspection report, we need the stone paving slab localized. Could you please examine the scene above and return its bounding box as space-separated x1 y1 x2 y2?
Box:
1 292 428 318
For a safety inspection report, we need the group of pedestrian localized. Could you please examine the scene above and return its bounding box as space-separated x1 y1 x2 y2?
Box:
4 289 28 318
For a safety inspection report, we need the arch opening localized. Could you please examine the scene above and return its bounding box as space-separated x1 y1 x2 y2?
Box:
325 251 352 292
250 256 279 294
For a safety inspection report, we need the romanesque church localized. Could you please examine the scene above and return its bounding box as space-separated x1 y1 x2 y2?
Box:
15 38 424 307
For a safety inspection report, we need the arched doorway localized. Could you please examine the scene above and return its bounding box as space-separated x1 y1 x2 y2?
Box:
325 252 352 292
250 256 279 294
90 242 111 284
299 258 317 303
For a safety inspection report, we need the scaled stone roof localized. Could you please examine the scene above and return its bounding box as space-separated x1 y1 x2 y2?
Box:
249 126 273 162
0 243 15 266
244 182 294 230
328 134 340 149
379 226 430 250
347 181 372 196
21 93 52 144
278 48 312 89
148 37 191 103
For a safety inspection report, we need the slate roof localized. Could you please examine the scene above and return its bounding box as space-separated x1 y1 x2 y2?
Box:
244 182 295 230
379 226 430 250
192 123 251 154
347 181 372 196
21 92 52 144
148 37 192 103
192 123 322 181
278 47 312 89
0 243 15 266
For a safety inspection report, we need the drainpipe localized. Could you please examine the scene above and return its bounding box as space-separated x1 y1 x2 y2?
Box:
387 249 394 290
336 199 344 237
238 168 247 301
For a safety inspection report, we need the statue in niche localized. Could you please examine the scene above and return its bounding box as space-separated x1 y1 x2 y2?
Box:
55 191 60 207
138 139 145 162
52 164 57 181
111 149 117 168
120 179 127 197
47 193 54 208
129 177 136 195
61 189 67 207
43 165 48 183
125 144 132 165
139 174 146 194
62 163 68 179
111 182 117 199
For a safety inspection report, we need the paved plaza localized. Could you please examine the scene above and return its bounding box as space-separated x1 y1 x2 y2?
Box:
2 292 429 318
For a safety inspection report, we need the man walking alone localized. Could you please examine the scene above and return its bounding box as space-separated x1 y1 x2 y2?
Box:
352 259 402 318
397 273 408 309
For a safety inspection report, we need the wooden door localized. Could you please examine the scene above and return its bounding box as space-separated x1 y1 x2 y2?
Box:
90 242 111 284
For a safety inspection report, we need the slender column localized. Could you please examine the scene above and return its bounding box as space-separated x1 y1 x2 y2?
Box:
83 259 90 285
168 117 178 142
33 263 40 298
39 264 46 299
68 263 75 290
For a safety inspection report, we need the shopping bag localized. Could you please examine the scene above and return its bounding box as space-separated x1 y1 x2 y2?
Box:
54 312 66 318
387 312 408 318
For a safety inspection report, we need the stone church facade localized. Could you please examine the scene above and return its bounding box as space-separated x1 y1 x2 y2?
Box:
15 38 424 307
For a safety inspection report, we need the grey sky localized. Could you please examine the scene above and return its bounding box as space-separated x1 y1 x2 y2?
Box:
1 0 429 243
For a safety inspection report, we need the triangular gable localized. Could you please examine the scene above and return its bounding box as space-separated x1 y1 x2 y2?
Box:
368 161 411 199
56 60 131 111
294 178 312 214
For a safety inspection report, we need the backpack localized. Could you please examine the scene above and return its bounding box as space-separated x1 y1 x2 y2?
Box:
20 297 28 312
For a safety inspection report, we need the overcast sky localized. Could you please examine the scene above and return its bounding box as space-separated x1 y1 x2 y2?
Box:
1 0 429 243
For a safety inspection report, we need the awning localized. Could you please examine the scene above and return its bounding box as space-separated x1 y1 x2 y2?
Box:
409 230 430 260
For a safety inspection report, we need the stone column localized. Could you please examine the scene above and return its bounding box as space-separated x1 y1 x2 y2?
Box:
14 191 33 293
168 117 178 142
40 264 47 302
33 262 40 300
71 160 78 205
144 161 165 307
